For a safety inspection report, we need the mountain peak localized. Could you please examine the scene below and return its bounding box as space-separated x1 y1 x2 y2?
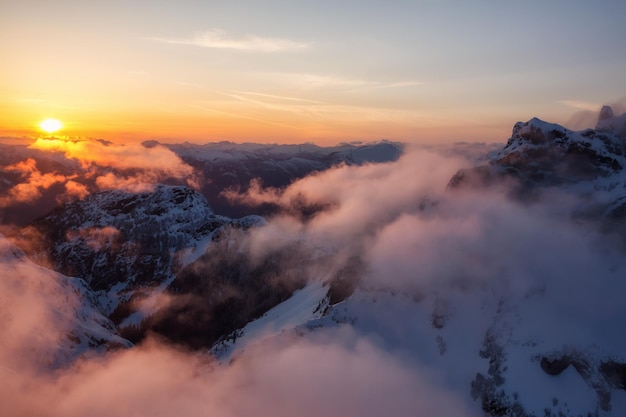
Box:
449 113 625 191
599 105 615 121
596 105 626 137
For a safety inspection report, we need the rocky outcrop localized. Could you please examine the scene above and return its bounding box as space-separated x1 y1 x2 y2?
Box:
540 352 626 412
449 108 625 192
22 185 236 291
448 107 626 242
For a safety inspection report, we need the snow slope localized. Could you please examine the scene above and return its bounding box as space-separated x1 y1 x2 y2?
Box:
0 234 130 369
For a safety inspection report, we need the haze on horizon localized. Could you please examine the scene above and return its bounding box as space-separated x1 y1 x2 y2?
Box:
1 0 625 145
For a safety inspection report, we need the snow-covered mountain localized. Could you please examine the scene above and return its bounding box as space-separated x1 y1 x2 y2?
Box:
161 139 403 164
162 139 404 217
16 184 268 347
448 106 626 227
0 234 130 369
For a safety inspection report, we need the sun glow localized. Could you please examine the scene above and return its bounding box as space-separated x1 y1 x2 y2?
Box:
39 118 63 134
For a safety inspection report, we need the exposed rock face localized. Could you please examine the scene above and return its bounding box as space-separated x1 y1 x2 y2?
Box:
23 185 239 292
596 105 626 138
26 186 215 290
449 109 625 191
539 353 626 413
17 185 266 345
448 107 626 241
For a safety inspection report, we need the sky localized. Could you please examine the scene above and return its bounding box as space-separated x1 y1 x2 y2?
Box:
1 0 625 145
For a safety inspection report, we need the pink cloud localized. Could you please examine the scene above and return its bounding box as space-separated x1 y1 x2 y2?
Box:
65 180 89 198
30 138 197 184
95 172 159 193
0 158 67 207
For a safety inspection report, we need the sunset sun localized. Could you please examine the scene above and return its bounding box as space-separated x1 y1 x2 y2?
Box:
39 118 63 134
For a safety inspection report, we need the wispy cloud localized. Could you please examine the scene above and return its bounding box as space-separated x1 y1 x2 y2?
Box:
268 73 376 89
559 100 600 112
221 92 303 113
252 73 424 93
382 81 424 88
147 29 310 52
230 90 324 104
186 104 299 129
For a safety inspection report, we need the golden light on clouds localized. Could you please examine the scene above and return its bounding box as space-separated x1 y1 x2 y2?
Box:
39 118 63 134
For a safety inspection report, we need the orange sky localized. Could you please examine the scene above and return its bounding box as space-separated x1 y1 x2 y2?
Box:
2 1 625 145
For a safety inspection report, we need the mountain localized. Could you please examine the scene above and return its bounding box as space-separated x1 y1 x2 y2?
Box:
447 106 626 247
449 106 625 188
161 140 404 217
0 233 130 369
449 118 620 186
15 182 353 351
16 184 276 346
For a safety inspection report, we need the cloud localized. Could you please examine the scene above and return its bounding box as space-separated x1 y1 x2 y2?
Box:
29 138 198 190
226 147 466 253
0 227 475 416
259 72 377 90
562 96 626 131
222 92 302 113
1 310 474 417
224 145 626 351
0 235 109 371
559 99 601 112
61 180 89 202
188 104 299 129
95 172 160 193
381 80 424 88
229 90 324 104
0 158 67 207
251 73 426 93
147 29 310 52
30 139 193 177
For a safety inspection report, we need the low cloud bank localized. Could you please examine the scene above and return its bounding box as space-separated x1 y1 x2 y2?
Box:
0 252 473 416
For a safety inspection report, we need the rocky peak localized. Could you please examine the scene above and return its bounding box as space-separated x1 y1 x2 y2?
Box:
448 111 626 203
508 117 569 148
596 105 626 139
599 105 615 121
